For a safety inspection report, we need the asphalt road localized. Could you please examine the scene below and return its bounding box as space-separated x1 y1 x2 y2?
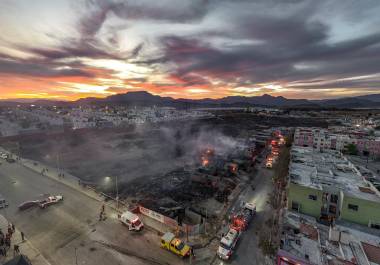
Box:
0 159 184 265
212 155 274 265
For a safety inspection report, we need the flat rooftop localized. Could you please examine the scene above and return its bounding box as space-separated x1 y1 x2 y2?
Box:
282 210 380 265
289 146 380 202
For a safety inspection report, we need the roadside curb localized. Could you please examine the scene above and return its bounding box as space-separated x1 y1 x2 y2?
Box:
0 215 52 265
18 158 125 215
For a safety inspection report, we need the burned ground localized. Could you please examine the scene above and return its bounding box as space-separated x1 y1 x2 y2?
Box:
13 112 326 195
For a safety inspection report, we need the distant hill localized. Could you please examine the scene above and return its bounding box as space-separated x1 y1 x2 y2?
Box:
313 94 380 108
1 91 380 109
354 94 380 103
78 92 318 108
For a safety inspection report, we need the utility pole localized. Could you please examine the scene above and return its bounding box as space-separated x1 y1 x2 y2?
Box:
205 209 208 235
74 247 78 265
56 152 60 175
186 225 189 242
16 142 21 162
116 175 119 209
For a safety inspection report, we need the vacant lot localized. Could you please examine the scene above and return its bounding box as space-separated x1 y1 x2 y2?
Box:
9 112 327 193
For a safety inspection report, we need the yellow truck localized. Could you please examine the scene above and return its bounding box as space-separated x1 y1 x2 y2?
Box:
160 232 191 258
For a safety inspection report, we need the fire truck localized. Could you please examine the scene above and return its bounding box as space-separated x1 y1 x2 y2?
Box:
217 228 241 260
230 202 256 231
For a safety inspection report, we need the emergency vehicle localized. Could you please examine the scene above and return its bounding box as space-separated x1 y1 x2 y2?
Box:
160 232 191 258
217 228 240 260
119 211 144 231
230 202 256 231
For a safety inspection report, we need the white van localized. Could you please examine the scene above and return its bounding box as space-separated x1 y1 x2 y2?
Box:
0 195 9 209
120 211 144 231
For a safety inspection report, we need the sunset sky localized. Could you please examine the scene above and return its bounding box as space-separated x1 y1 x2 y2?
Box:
1 0 380 101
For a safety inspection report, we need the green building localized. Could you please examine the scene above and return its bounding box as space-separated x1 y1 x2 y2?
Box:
287 146 380 229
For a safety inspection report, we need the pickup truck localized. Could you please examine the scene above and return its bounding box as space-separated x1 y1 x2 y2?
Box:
160 232 191 258
38 195 63 208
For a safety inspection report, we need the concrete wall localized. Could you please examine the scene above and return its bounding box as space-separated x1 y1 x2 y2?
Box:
340 195 380 226
287 182 323 218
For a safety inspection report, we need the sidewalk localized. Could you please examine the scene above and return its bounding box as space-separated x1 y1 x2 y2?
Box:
0 215 51 265
14 153 127 214
1 149 217 264
0 147 104 206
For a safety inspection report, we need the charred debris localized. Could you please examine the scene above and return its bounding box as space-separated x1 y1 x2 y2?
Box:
122 137 264 223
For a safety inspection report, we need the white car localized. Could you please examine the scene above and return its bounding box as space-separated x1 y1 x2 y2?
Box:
39 195 63 208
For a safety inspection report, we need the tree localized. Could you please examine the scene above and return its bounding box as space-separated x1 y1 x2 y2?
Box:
346 143 358 155
19 119 31 129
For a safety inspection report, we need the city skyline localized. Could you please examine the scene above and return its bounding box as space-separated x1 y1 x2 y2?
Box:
1 0 380 100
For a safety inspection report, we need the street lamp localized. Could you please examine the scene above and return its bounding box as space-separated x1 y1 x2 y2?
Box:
105 176 119 208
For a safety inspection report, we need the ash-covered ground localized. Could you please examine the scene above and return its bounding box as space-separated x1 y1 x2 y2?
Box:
16 111 327 195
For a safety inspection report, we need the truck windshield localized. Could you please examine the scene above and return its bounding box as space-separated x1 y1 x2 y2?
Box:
176 242 184 251
133 219 141 226
220 242 232 250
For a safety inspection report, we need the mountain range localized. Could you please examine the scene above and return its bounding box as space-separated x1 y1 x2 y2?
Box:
2 91 380 109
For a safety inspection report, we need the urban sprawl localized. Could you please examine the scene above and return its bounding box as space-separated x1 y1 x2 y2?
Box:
1 106 380 265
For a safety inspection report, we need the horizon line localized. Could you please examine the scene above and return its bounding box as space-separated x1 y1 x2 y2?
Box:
0 90 379 102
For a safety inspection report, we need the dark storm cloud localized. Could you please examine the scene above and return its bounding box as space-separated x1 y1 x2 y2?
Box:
25 44 117 60
2 0 379 97
288 76 380 90
0 57 94 78
79 0 210 38
156 3 380 89
63 0 380 93
0 51 96 78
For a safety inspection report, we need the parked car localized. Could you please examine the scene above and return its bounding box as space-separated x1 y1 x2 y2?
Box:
6 157 16 163
0 195 9 209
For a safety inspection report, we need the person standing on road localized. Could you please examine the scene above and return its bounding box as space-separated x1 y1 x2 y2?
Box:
99 204 106 221
1 246 7 257
7 225 13 237
11 224 15 233
5 235 10 249
13 244 20 257
21 231 25 242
